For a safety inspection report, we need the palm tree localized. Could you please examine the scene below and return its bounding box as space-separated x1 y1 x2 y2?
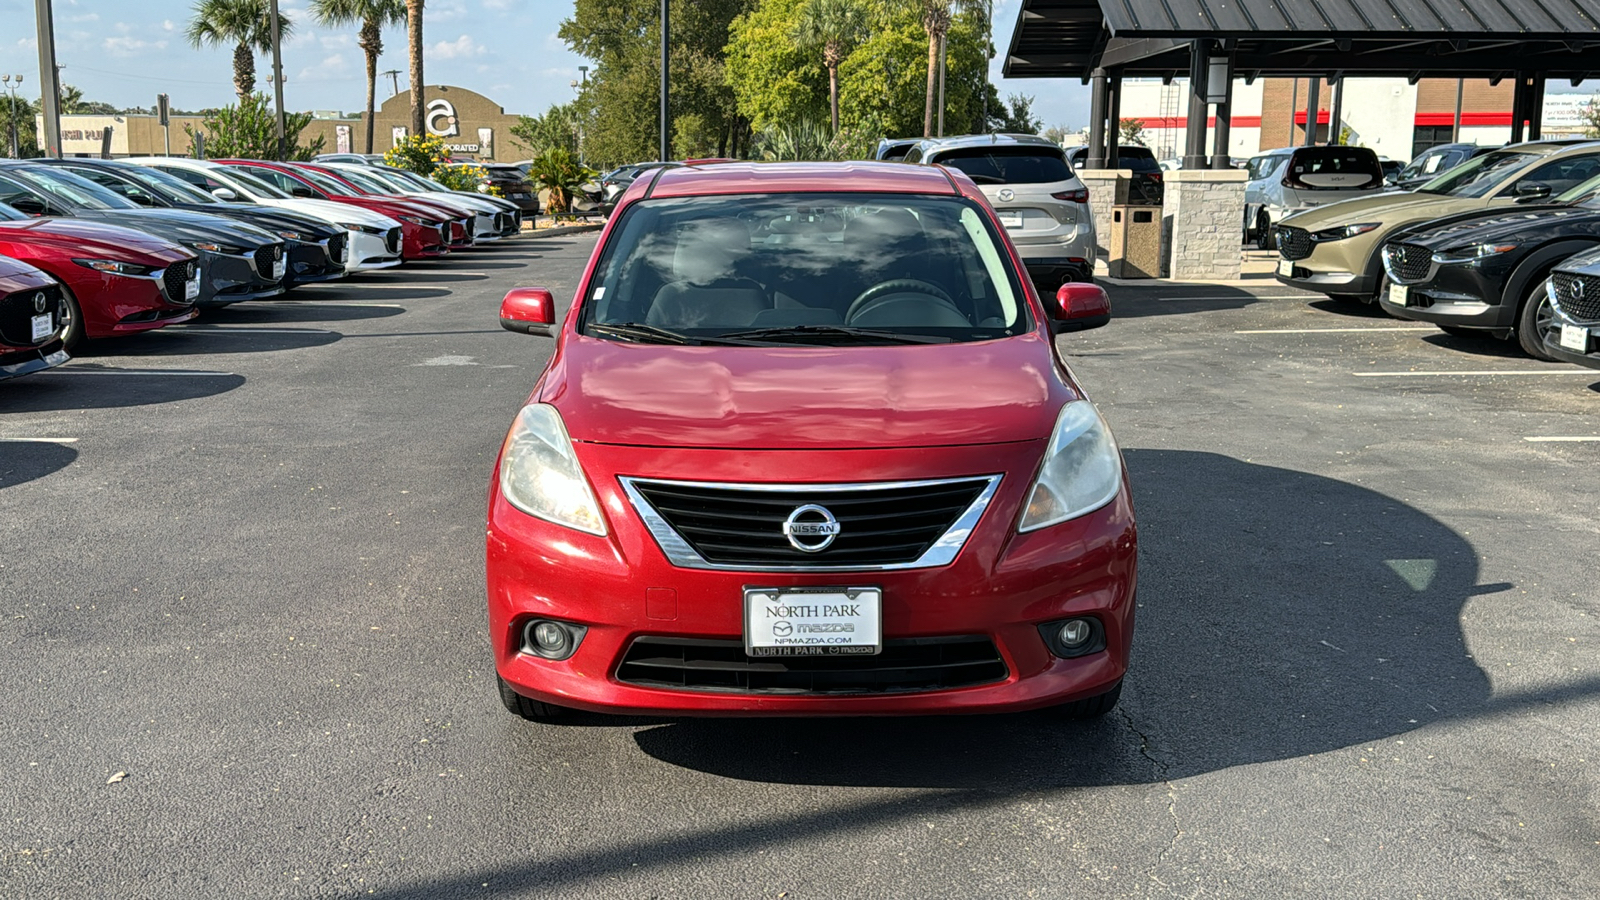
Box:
186 0 294 102
406 0 424 136
794 0 868 133
310 0 406 153
917 0 982 138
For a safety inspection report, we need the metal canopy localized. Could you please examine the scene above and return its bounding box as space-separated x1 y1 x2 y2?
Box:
1005 0 1600 79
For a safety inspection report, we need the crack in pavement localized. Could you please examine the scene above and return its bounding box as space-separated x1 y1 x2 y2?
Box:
1120 705 1184 875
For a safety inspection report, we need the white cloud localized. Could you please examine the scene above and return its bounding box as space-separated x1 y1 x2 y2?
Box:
483 0 512 9
102 36 167 57
319 34 352 51
430 35 481 60
298 53 352 82
68 13 99 23
162 20 175 32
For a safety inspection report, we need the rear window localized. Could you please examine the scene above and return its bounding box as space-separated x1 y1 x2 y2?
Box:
932 147 1072 185
1116 147 1161 173
1284 148 1383 190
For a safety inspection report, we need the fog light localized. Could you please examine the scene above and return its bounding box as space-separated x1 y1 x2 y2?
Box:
1058 619 1092 648
521 619 587 660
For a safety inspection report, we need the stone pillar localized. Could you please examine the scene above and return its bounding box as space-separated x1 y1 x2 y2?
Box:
1163 169 1248 281
1078 169 1131 272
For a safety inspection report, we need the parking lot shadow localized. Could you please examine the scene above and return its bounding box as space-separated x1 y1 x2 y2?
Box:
1104 284 1264 319
632 450 1496 788
208 302 406 324
0 441 77 489
0 369 244 412
79 328 341 358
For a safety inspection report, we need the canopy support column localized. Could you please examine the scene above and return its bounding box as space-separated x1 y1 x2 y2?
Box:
1086 67 1108 170
1106 68 1123 168
1210 51 1235 168
1303 77 1321 146
1183 40 1211 169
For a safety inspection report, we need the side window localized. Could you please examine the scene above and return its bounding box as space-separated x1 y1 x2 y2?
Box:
157 167 214 190
68 168 155 204
233 166 296 194
1509 154 1600 195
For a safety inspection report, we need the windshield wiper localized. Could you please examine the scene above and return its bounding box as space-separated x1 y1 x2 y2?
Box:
716 324 953 344
965 174 1008 184
586 322 702 345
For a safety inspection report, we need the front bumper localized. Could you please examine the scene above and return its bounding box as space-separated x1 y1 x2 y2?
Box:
1543 304 1600 370
198 247 286 306
488 441 1137 716
1381 257 1517 329
284 238 346 286
0 343 68 381
346 229 403 270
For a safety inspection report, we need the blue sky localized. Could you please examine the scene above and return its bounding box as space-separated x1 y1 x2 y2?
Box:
3 0 1091 127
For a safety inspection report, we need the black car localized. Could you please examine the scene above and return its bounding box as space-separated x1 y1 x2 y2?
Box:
1378 174 1600 359
0 163 286 307
473 164 539 216
1394 144 1495 191
1543 245 1600 371
598 162 679 212
33 158 346 288
1065 145 1164 204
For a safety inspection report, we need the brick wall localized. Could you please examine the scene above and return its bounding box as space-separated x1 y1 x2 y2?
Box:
1259 78 1334 150
1163 170 1247 281
1414 79 1513 115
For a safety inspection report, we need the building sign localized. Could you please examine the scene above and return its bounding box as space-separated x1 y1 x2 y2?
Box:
61 128 109 141
335 124 351 154
1543 93 1597 130
445 143 480 153
392 126 407 147
426 98 460 137
478 127 493 157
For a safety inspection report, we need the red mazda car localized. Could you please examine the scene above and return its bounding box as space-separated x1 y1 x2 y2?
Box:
0 254 69 380
487 162 1135 720
0 202 199 349
218 160 453 260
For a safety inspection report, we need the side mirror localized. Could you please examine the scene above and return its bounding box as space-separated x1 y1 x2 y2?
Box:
1052 283 1111 333
1514 181 1552 202
289 185 316 199
499 287 555 337
211 187 238 201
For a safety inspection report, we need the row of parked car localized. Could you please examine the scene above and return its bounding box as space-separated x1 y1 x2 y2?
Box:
0 157 527 382
1270 139 1600 371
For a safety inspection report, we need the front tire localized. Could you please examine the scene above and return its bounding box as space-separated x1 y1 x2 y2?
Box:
1516 278 1557 361
59 288 85 353
1052 680 1123 720
1255 212 1274 251
497 676 570 722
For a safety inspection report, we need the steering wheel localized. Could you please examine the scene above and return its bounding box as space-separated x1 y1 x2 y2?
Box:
845 279 955 324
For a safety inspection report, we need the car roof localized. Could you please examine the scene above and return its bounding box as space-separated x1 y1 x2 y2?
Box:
916 133 1061 154
646 161 959 198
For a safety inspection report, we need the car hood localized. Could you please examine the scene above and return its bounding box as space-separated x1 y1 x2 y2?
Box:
1281 191 1490 230
1397 204 1593 249
175 203 339 238
394 191 483 215
264 198 400 228
76 208 278 247
543 333 1072 449
0 254 55 293
0 217 192 262
1553 243 1600 275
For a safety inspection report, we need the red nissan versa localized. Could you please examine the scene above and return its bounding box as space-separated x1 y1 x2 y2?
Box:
487 162 1135 720
0 202 199 349
219 160 452 260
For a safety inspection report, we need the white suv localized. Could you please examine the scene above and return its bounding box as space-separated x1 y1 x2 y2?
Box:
1243 146 1386 250
904 134 1096 289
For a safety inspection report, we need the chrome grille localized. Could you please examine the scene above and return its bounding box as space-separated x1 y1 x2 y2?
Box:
162 260 195 304
616 636 1007 694
1552 272 1600 323
621 475 1001 571
1384 242 1433 283
1277 226 1313 260
253 243 284 278
0 284 62 346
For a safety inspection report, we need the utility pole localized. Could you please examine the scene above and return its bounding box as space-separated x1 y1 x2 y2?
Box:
2 75 20 158
982 0 992 132
659 0 669 162
936 33 947 137
157 92 170 156
35 0 62 158
382 69 401 97
268 0 287 160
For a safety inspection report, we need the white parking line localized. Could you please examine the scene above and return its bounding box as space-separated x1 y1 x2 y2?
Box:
0 437 78 443
41 368 235 377
1168 294 1316 301
1353 370 1596 377
1524 436 1600 442
266 302 406 308
1237 327 1436 334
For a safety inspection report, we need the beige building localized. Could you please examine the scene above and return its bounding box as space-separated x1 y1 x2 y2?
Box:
41 84 527 163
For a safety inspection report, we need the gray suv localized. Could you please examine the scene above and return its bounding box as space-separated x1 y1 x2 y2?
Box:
904 134 1096 289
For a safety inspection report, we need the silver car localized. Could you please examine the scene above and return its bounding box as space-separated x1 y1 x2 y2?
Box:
904 134 1096 289
1243 146 1387 250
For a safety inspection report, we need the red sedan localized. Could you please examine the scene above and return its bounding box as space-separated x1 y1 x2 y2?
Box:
487 162 1134 720
0 202 198 349
217 160 453 260
289 163 476 251
0 254 69 380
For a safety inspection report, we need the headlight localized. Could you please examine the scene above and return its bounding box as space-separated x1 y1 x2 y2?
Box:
72 258 156 276
276 230 312 241
1433 242 1519 263
397 214 428 225
191 242 245 254
499 404 607 536
1311 223 1381 242
1018 401 1123 532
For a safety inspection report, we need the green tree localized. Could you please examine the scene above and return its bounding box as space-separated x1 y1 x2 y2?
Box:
916 0 983 137
185 0 295 102
1 94 42 158
185 93 325 160
833 1 989 140
384 132 451 174
309 0 405 154
794 0 867 132
1117 118 1144 146
59 85 117 115
405 0 424 135
510 102 583 157
526 147 597 214
725 0 827 134
993 93 1039 134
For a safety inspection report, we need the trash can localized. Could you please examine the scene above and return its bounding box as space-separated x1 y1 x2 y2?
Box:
1108 205 1162 279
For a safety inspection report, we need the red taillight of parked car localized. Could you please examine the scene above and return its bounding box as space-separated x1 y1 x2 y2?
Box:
1051 188 1089 203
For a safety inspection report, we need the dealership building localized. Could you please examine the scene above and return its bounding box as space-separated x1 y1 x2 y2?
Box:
1083 76 1591 165
40 85 526 163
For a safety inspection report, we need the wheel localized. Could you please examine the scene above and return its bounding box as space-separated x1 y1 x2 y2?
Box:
58 287 85 353
1052 679 1122 720
1516 278 1557 361
1254 211 1274 251
497 676 569 722
1438 325 1486 339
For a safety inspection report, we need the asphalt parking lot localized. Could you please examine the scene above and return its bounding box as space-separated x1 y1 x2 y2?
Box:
3 236 1598 899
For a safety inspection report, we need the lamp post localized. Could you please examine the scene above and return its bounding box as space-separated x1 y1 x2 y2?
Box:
2 74 21 158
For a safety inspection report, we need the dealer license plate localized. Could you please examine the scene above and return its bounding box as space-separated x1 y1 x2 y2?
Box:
31 313 52 342
1389 283 1409 307
1560 323 1591 352
271 259 284 280
185 274 200 301
744 586 882 657
997 212 1023 230
511 192 530 199
1277 258 1294 277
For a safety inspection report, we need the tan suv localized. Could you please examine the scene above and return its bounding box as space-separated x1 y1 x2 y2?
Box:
1275 141 1600 303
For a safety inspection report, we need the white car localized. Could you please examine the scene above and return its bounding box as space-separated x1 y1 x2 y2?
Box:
323 163 510 243
122 157 403 271
1242 146 1388 251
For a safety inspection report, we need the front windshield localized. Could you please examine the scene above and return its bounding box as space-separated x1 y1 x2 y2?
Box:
1417 150 1536 197
333 167 397 194
582 193 1029 345
119 166 220 204
1561 173 1600 207
9 166 139 210
296 167 357 195
217 166 291 199
365 170 421 192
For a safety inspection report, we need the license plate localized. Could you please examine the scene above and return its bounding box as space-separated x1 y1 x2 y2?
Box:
1277 258 1295 277
31 313 52 342
511 192 529 199
272 259 283 280
185 275 200 301
997 212 1023 230
744 587 882 657
1560 323 1591 352
1390 283 1409 307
